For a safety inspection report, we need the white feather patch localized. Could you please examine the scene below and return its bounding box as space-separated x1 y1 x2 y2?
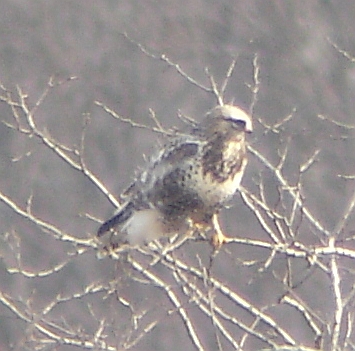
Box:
123 209 165 245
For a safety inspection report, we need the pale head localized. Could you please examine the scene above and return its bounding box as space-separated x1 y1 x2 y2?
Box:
210 105 253 133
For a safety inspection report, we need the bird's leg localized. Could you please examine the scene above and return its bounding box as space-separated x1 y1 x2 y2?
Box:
211 214 232 248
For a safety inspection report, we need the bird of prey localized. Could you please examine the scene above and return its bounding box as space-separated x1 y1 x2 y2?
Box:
97 104 252 255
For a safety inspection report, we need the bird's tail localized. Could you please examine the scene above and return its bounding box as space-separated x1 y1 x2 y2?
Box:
97 201 134 237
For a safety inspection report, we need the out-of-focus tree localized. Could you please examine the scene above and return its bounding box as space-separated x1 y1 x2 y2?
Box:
1 1 355 350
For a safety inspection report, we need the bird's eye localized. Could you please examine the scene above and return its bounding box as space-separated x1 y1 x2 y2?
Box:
228 119 246 129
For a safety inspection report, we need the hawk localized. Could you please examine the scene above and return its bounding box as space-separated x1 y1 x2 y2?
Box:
97 104 252 255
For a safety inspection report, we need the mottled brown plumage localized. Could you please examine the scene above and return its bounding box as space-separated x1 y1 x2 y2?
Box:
97 105 252 254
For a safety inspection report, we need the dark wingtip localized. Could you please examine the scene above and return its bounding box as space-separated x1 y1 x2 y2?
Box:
97 221 111 237
97 215 121 236
97 202 134 237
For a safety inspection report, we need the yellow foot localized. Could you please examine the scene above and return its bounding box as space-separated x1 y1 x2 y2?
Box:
211 231 233 248
211 214 232 249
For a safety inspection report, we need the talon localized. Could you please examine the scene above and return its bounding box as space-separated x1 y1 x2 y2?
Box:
212 231 231 248
211 214 232 249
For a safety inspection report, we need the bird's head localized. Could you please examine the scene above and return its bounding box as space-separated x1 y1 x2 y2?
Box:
209 105 253 134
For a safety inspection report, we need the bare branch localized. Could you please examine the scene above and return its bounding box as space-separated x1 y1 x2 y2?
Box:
220 57 238 99
247 53 261 116
329 237 343 351
328 38 355 62
95 100 174 137
318 114 355 130
121 32 212 93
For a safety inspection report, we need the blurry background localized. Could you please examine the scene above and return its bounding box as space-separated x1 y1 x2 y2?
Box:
1 1 355 350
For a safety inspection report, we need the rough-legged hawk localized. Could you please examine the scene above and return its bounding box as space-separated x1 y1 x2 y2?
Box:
97 104 252 255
